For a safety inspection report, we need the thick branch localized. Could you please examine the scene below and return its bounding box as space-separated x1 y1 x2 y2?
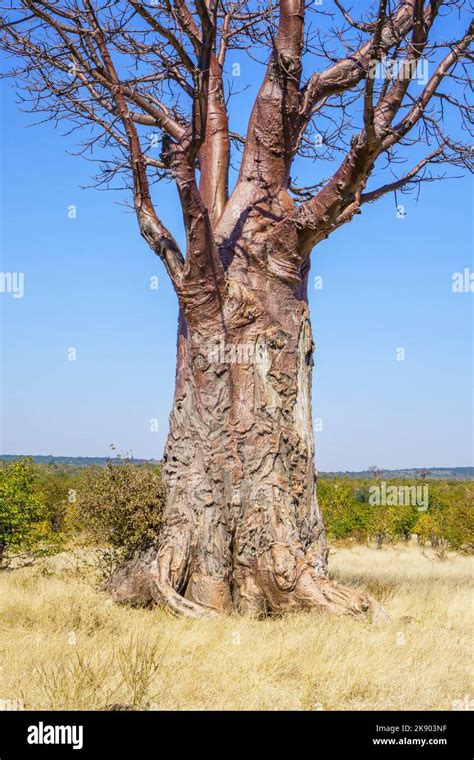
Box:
198 54 230 226
237 0 306 191
287 8 473 260
298 1 439 130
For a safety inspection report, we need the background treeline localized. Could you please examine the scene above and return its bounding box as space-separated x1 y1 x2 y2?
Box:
1 454 472 480
0 458 472 570
317 479 473 553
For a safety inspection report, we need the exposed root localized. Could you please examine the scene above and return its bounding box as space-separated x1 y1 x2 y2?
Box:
247 544 389 621
255 554 389 622
105 559 218 619
106 546 389 623
152 577 218 619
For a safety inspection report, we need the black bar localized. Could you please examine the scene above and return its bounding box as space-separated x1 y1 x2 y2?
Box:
0 710 471 758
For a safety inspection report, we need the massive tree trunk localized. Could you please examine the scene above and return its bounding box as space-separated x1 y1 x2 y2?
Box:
108 236 387 623
104 1 389 622
6 0 470 625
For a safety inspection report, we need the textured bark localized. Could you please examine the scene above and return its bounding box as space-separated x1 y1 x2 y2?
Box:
108 230 387 624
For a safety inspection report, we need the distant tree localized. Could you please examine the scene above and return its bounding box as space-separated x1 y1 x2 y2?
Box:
389 501 419 541
366 503 396 548
369 466 383 482
0 459 49 567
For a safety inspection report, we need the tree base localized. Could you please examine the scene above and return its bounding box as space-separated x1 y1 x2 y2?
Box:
104 546 389 624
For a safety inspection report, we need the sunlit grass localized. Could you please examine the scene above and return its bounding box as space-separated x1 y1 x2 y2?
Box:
0 544 472 710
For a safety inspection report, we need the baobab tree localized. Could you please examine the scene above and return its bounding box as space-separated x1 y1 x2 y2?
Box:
369 466 383 481
1 1 472 619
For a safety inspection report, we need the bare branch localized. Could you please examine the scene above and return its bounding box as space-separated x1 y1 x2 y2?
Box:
360 147 446 202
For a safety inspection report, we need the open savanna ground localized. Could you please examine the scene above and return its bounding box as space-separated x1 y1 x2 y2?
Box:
0 544 472 711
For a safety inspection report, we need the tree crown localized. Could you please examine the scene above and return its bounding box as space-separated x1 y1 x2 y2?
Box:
1 1 472 309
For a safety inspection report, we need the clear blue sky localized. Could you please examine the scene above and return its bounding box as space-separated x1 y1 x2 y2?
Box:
0 11 472 471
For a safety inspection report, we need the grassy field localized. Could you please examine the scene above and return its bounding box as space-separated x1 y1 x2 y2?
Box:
0 544 472 711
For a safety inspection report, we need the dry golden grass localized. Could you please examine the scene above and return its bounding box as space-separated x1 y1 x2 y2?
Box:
0 544 472 711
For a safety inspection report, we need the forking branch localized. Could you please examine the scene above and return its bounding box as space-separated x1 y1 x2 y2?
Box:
1 1 472 302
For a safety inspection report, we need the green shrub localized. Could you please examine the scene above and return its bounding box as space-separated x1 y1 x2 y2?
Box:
0 458 58 567
413 485 474 552
75 460 165 561
318 480 371 541
35 469 81 534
